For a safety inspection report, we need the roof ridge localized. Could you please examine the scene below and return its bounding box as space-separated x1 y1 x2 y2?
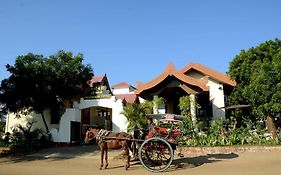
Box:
136 62 208 94
112 81 131 88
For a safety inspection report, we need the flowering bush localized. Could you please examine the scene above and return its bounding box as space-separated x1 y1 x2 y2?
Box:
181 119 281 146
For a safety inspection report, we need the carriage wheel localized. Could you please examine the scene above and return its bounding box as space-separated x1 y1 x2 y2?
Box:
138 137 174 173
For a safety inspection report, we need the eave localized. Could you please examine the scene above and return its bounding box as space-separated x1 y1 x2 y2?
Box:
136 62 208 95
181 63 236 86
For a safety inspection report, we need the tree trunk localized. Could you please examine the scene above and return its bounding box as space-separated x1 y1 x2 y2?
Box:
266 115 276 139
40 112 49 133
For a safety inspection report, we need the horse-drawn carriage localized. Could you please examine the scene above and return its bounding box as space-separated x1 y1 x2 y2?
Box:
84 113 185 173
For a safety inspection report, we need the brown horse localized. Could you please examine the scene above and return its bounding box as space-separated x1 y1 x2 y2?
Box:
84 128 135 170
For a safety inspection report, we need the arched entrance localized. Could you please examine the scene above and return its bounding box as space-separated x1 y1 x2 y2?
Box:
81 107 112 138
158 87 187 114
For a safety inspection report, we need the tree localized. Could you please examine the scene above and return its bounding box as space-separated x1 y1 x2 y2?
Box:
0 110 5 134
228 39 281 131
121 103 147 132
0 51 93 133
121 98 165 132
178 95 202 131
178 96 192 118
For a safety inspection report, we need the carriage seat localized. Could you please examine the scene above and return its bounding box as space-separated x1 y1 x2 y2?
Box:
145 127 182 143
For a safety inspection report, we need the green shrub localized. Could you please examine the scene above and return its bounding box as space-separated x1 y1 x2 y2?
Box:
181 118 281 146
9 121 43 153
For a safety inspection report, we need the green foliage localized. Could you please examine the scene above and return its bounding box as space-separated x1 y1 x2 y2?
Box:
0 132 10 147
180 116 194 132
46 51 93 101
121 103 148 132
9 121 43 153
178 95 201 131
153 97 166 106
179 95 201 117
139 100 154 115
0 122 4 134
182 118 281 146
122 97 165 132
0 112 5 134
228 39 281 123
178 95 191 118
0 51 93 133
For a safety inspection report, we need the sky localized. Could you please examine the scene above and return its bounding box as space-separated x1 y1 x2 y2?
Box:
0 0 281 87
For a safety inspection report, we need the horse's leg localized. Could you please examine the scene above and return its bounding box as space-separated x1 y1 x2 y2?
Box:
132 140 137 160
123 141 130 170
127 147 130 169
100 147 104 170
104 148 109 169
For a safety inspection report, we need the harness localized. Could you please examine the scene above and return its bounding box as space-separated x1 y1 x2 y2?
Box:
96 129 111 141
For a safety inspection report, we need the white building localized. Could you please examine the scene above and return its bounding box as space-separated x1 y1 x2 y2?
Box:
5 75 140 143
5 63 236 144
136 62 236 122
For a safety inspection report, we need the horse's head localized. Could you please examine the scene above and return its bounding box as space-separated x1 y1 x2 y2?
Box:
84 128 99 143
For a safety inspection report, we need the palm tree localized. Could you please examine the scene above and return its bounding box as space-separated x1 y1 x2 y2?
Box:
121 103 147 133
122 98 165 132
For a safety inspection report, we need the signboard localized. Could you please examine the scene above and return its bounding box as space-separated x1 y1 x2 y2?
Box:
85 84 112 99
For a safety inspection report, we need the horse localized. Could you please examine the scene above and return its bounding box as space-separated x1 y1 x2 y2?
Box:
84 128 136 170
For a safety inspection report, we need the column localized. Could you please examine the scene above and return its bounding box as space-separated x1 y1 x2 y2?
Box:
153 95 158 114
190 94 197 126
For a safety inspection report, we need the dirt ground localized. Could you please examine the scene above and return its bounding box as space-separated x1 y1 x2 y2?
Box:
1 145 281 175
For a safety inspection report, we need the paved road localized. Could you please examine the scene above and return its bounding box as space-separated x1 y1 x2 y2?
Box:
1 145 281 175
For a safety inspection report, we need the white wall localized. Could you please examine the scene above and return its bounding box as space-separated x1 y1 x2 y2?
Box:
5 96 129 143
78 96 128 132
207 78 225 120
112 88 134 94
5 109 81 143
5 110 58 134
52 96 128 143
51 108 81 143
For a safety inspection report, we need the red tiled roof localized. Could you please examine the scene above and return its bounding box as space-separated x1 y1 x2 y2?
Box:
136 62 208 95
88 76 105 87
115 94 138 103
112 82 131 89
181 63 236 86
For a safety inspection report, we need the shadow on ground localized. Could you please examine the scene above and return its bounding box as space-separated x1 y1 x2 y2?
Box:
104 152 239 172
170 153 239 171
0 143 239 171
0 143 102 163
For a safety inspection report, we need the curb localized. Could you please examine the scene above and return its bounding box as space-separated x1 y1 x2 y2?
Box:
180 146 281 155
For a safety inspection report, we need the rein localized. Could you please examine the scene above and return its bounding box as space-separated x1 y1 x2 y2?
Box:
87 129 144 142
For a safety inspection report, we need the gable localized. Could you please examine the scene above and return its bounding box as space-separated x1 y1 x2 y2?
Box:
185 69 206 79
85 74 112 99
181 63 236 86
